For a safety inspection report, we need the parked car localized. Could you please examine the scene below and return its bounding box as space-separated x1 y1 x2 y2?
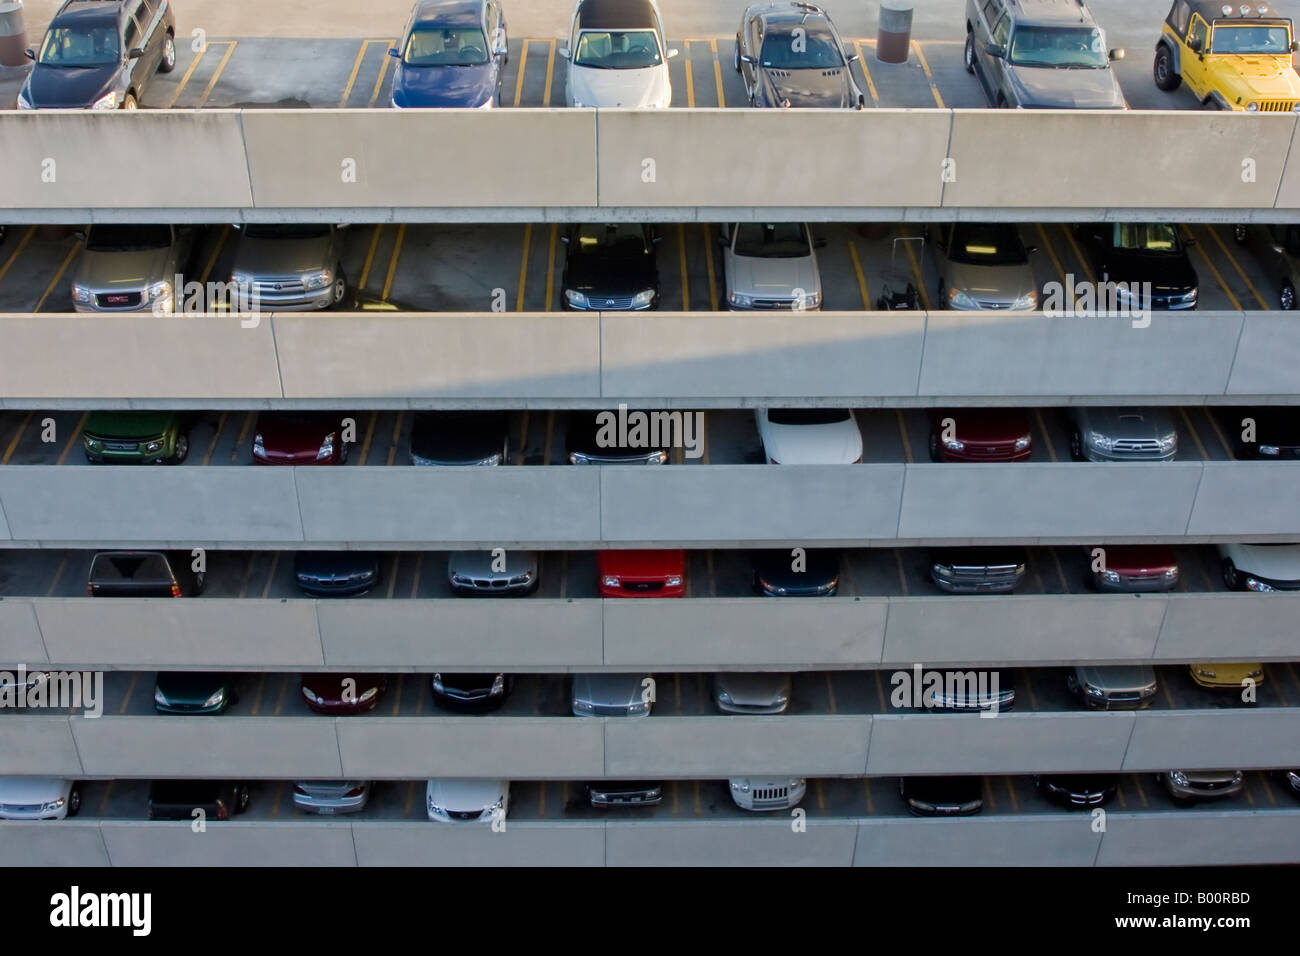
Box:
300 674 387 714
154 673 237 714
1035 773 1118 809
71 224 191 313
928 408 1032 462
426 778 509 822
447 550 538 595
389 0 508 108
1234 224 1300 310
252 412 351 466
599 549 684 597
293 551 381 597
561 223 660 311
1068 407 1178 462
929 222 1038 312
0 778 80 820
228 223 348 311
18 0 176 110
147 780 249 820
1157 770 1243 804
751 548 840 596
1068 664 1158 710
714 672 792 715
83 411 190 465
927 670 1015 712
964 0 1126 109
292 781 372 815
1218 542 1300 592
729 776 806 811
562 0 677 108
1280 770 1300 798
756 408 861 464
1155 1 1300 110
87 550 204 597
586 780 663 808
929 547 1027 594
571 673 653 717
1073 223 1199 311
1223 405 1300 460
431 672 513 711
720 222 823 311
1089 545 1179 593
899 776 984 816
566 410 669 464
734 2 863 108
1188 662 1265 691
0 668 52 699
409 410 509 466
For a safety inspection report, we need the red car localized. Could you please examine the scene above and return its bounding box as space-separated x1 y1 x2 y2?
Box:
599 550 685 598
928 409 1032 463
300 674 386 714
1089 545 1179 593
252 412 350 465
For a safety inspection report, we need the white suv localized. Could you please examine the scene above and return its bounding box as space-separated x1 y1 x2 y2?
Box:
721 222 823 311
729 776 806 811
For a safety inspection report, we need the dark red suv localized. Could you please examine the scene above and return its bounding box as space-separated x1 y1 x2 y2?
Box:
599 550 685 598
928 409 1032 462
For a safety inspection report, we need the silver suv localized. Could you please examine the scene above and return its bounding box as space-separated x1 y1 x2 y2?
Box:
228 223 349 311
71 224 191 313
721 222 823 311
964 0 1126 109
1069 407 1178 462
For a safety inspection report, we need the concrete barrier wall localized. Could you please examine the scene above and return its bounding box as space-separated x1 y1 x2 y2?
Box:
1 311 1297 406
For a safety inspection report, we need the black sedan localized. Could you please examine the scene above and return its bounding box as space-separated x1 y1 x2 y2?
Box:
293 551 382 598
1073 223 1199 311
408 411 509 466
735 2 864 109
899 776 984 817
1223 407 1300 461
1035 774 1119 810
561 223 660 311
751 548 840 597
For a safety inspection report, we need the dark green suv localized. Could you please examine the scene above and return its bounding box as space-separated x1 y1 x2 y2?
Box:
82 411 190 464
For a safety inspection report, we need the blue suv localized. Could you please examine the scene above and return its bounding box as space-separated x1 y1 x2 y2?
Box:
390 0 509 108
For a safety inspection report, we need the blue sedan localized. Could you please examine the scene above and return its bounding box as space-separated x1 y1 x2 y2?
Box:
390 0 509 109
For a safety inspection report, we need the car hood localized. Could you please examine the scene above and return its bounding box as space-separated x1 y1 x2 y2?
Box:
1174 770 1241 784
564 249 656 297
85 411 175 439
932 408 1031 442
1215 55 1300 98
904 776 983 803
393 62 495 107
409 411 507 463
572 673 647 707
715 672 791 704
155 672 229 701
568 63 668 107
231 234 333 276
1190 662 1263 680
447 549 539 576
751 548 841 588
1075 664 1156 693
1094 248 1197 291
26 64 118 108
1218 543 1300 578
1096 545 1177 574
255 413 341 451
941 260 1036 302
758 66 854 107
75 245 175 289
301 673 383 699
294 551 379 578
598 549 684 578
1008 65 1125 108
728 253 819 298
425 778 507 810
0 777 69 803
1076 406 1176 440
759 413 861 463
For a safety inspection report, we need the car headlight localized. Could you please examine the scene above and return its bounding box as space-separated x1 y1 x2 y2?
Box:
472 453 503 466
358 685 378 703
1246 578 1277 593
1086 685 1104 697
154 687 168 705
1140 684 1157 696
602 575 620 589
17 87 33 110
302 269 333 291
203 688 226 708
1171 771 1189 787
84 437 103 451
732 780 749 793
301 686 323 704
39 798 66 813
252 433 266 458
947 287 979 309
316 432 336 460
665 575 682 587
490 674 505 695
773 693 788 707
231 270 253 287
789 778 802 789
71 284 94 305
1157 435 1177 452
801 291 822 309
477 97 495 109
1012 291 1037 310
631 289 655 308
91 90 118 110
1247 101 1259 112
628 699 649 713
1088 431 1115 451
717 689 734 705
943 438 965 452
1100 569 1121 583
1014 436 1031 451
147 280 172 301
143 438 164 454
565 289 589 309
933 565 954 577
1259 445 1280 456
1162 567 1179 580
729 291 753 308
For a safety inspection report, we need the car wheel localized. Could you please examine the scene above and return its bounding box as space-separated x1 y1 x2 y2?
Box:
928 431 941 462
122 93 138 110
169 432 190 465
194 571 206 594
1233 224 1248 245
1152 45 1180 91
159 32 177 73
1222 559 1241 591
963 32 976 74
1069 430 1084 461
1281 280 1295 311
67 786 81 817
331 269 348 308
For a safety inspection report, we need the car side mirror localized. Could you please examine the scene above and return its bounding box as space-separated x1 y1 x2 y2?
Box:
651 234 664 245
23 48 34 60
1108 48 1125 61
1187 37 1202 53
847 52 859 63
1026 244 1039 254
1291 40 1299 52
128 47 144 59
739 53 753 64
494 43 508 56
560 234 570 244
73 230 87 242
667 48 680 58
985 42 1006 58
558 47 571 59
388 47 399 58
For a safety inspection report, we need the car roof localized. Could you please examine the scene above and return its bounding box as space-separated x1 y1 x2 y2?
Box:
55 0 125 25
753 2 832 27
413 0 485 29
1186 1 1290 23
576 0 658 31
1006 0 1099 27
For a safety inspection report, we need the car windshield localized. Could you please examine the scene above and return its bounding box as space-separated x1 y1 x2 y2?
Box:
38 24 120 67
403 26 489 66
767 408 850 425
85 225 173 251
759 26 845 69
1113 223 1181 252
574 223 648 254
573 30 662 69
1009 25 1108 68
733 223 809 258
242 224 331 240
946 224 1027 265
1212 24 1291 54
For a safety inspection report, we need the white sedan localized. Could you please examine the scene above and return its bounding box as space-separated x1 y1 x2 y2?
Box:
562 0 677 108
756 408 862 464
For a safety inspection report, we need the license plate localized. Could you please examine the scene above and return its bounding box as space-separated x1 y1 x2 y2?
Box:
315 806 335 815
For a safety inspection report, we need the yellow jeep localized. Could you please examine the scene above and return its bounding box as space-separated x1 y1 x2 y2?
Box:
1155 1 1300 110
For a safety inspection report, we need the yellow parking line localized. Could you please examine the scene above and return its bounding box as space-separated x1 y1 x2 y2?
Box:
403 781 416 818
513 38 530 106
873 669 887 711
1134 776 1150 809
389 674 405 716
385 553 400 599
826 674 838 714
693 780 703 815
368 43 396 107
1160 675 1177 710
231 411 255 463
34 242 80 313
118 672 140 714
701 225 719 311
1243 777 1256 807
2 411 32 465
199 225 230 287
96 780 116 815
684 41 696 108
893 550 909 595
1033 409 1059 461
381 223 407 302
537 781 546 818
339 40 372 107
542 410 555 466
1034 224 1068 286
671 781 680 816
677 224 690 311
1115 782 1128 809
710 39 725 106
542 39 557 106
164 42 211 107
1203 408 1236 459
514 411 530 465
1285 662 1300 699
1060 226 1096 285
815 779 826 811
544 225 558 311
55 412 88 466
202 412 228 467
0 226 35 288
195 41 237 109
1178 408 1209 461
1202 225 1268 310
408 552 424 599
1004 777 1019 811
983 777 998 811
853 42 879 106
385 411 406 466
249 673 267 715
268 781 286 818
45 554 68 597
259 552 280 599
1023 673 1040 711
1261 775 1277 806
516 223 533 312
358 410 380 464
902 239 933 310
358 225 384 293
912 41 944 108
863 779 874 815
1191 236 1243 312
272 675 290 716
895 410 914 463
847 239 871 308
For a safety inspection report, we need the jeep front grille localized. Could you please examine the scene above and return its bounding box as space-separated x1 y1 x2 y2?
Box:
1257 100 1297 113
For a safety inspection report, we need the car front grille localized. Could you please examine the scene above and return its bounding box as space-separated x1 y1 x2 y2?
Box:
945 566 1020 582
253 277 306 296
593 295 635 310
101 440 141 452
967 443 1016 457
974 298 1015 310
585 703 633 717
302 573 372 590
453 574 532 590
1111 439 1161 455
447 809 482 821
621 580 664 593
1257 100 1296 112
750 298 797 310
1150 288 1196 308
96 291 143 308
0 803 41 813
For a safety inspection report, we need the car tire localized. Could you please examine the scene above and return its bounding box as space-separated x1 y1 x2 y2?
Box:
122 93 138 110
963 32 976 74
67 786 81 817
194 571 206 595
1153 45 1180 91
159 32 177 73
169 432 190 465
331 268 348 308
1222 559 1241 591
1281 280 1295 311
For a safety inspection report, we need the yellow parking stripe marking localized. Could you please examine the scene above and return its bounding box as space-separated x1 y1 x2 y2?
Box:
118 672 140 714
1033 409 1059 461
543 410 555 466
1115 782 1128 809
983 777 998 811
389 674 405 716
55 412 87 466
386 553 400 599
249 673 267 715
381 223 407 302
815 779 826 811
35 242 80 313
164 42 212 107
1203 408 1236 459
199 225 230 287
1133 776 1150 809
202 412 228 467
358 225 384 293
1159 675 1177 711
268 781 286 818
272 675 290 716
893 550 909 595
516 223 533 311
358 410 380 464
710 39 726 106
195 41 237 109
259 552 280 599
1203 225 1269 310
45 554 68 597
902 239 932 310
853 42 879 106
514 410 530 465
1060 225 1095 285
693 781 702 815
1284 662 1300 698
339 40 372 107
847 239 871 309
684 41 695 108
873 669 887 711
0 226 35 289
545 224 559 311
706 550 716 596
409 552 424 599
2 411 33 465
403 781 416 818
543 39 557 106
1035 224 1068 287
912 41 944 108
826 674 839 714
368 42 396 107
385 411 406 467
701 224 719 311
671 781 680 816
230 411 255 463
1191 236 1243 312
1049 548 1069 592
96 780 115 815
413 679 425 715
895 410 914 463
1243 777 1256 806
513 38 530 106
1261 775 1278 806
1004 777 1019 811
1023 672 1041 711
537 781 546 818
677 224 690 311
1178 407 1210 462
